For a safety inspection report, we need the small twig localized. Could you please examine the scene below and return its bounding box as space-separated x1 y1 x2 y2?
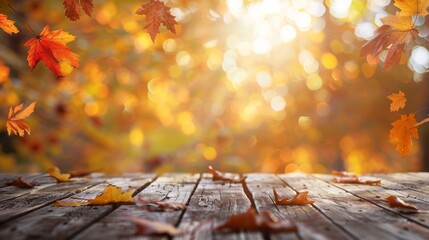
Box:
4 0 36 34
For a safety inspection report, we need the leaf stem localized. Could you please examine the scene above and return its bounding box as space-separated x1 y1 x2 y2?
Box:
4 0 36 35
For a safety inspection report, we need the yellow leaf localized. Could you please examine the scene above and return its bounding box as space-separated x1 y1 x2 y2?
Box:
6 102 36 137
389 113 419 157
394 0 429 16
0 14 19 35
387 91 407 112
47 166 71 182
381 15 414 31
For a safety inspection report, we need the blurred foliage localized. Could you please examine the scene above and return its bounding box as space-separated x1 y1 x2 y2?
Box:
0 0 428 174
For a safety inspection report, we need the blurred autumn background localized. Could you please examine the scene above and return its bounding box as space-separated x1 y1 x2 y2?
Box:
0 0 428 174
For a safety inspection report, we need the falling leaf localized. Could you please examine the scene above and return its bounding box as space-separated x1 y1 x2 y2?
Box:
273 188 314 205
135 0 177 42
361 16 418 71
0 14 19 35
394 0 429 16
6 102 37 137
388 91 407 112
24 25 79 78
215 208 297 233
7 177 35 188
386 195 418 210
54 184 135 206
414 115 429 128
69 169 93 177
130 216 183 236
0 61 10 84
47 166 71 182
331 170 357 177
334 176 381 185
135 196 186 211
208 165 246 183
63 0 93 21
390 113 419 157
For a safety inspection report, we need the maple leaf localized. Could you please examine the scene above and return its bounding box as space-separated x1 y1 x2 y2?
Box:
208 165 247 183
386 195 418 210
0 61 10 84
47 166 71 182
6 102 36 137
361 16 418 71
63 0 93 21
273 188 314 205
135 0 177 42
394 0 429 16
334 176 381 185
130 216 183 236
388 91 407 112
0 14 19 35
24 25 79 78
389 113 419 157
7 177 35 188
331 170 357 177
215 208 297 233
135 196 186 211
53 184 135 206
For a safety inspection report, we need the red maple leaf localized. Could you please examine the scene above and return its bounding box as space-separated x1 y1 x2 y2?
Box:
63 0 94 21
135 0 177 42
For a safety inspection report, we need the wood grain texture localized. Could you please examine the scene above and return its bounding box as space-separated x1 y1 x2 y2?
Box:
0 174 155 240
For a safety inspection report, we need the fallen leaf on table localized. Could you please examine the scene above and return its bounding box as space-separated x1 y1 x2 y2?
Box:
6 102 37 137
130 216 183 236
47 166 71 182
273 188 314 205
7 177 35 188
64 0 93 21
386 195 418 211
387 91 406 112
208 165 246 183
215 208 297 233
24 25 79 78
389 113 418 157
331 170 357 177
69 169 93 177
334 176 381 185
53 184 135 206
0 14 19 35
135 196 186 211
135 0 177 42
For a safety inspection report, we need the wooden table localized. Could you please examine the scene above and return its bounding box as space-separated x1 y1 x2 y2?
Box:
0 172 429 239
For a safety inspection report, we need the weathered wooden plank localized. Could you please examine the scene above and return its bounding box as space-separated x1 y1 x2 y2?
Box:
245 173 353 240
176 173 263 240
0 174 58 202
371 173 429 195
314 174 429 230
73 173 199 240
0 174 155 240
279 173 429 240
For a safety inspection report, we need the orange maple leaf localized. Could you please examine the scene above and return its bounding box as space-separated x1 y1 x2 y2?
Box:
54 184 135 206
386 195 418 210
135 0 177 42
63 0 93 21
0 61 10 84
47 166 71 182
24 25 79 78
208 165 246 183
6 102 36 137
387 91 407 112
394 0 429 16
273 188 315 205
361 15 418 71
0 14 19 35
390 113 419 157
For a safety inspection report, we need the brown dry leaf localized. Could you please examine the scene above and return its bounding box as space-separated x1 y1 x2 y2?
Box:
135 196 186 211
130 216 183 236
394 0 429 16
0 14 19 35
208 165 246 183
54 184 135 206
6 102 37 137
69 169 93 177
386 195 418 210
135 0 177 42
273 188 314 205
331 170 357 177
215 208 297 233
387 91 407 112
47 166 71 182
389 113 419 157
64 0 93 21
7 177 35 188
334 176 381 185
